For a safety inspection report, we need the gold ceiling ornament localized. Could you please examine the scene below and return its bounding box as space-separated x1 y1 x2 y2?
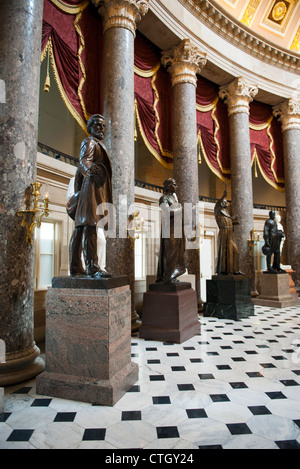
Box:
241 0 261 27
272 1 288 21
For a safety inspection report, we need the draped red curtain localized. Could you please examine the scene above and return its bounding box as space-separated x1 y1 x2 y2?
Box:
134 32 173 168
41 2 285 190
196 77 230 181
249 101 285 191
41 0 103 130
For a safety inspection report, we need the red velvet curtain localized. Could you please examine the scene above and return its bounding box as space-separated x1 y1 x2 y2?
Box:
249 101 285 191
196 77 230 180
134 32 173 168
42 0 103 130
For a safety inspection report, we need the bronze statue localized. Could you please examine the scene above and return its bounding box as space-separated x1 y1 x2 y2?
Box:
67 114 112 277
262 210 285 273
156 178 185 283
214 191 240 275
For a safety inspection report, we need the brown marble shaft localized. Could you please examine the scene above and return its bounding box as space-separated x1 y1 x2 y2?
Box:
229 111 255 283
173 82 200 299
102 26 135 306
0 0 44 384
282 128 300 287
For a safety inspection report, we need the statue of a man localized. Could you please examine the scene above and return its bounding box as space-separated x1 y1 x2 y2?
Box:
156 178 186 283
214 191 240 275
262 210 285 273
67 114 112 277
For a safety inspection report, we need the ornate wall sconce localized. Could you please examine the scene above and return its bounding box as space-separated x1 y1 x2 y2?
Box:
17 182 50 244
127 211 144 249
248 228 260 252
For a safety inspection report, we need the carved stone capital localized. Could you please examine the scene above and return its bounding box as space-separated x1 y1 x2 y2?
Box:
161 39 207 87
92 0 149 35
219 77 258 116
273 99 300 131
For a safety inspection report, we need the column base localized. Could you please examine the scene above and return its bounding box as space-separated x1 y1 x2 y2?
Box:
252 272 298 308
203 275 254 320
0 345 44 387
139 285 200 344
36 362 138 407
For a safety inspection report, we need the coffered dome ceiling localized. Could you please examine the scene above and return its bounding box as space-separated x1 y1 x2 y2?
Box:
210 0 300 52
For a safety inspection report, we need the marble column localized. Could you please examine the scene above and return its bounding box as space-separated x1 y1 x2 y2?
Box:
92 0 149 328
0 0 44 385
273 99 300 289
162 40 207 303
219 77 258 289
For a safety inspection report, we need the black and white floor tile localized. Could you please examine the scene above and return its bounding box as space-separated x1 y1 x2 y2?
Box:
1 304 300 449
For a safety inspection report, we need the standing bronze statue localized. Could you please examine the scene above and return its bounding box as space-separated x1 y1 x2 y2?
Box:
214 191 240 275
67 114 112 277
156 178 186 284
262 210 285 273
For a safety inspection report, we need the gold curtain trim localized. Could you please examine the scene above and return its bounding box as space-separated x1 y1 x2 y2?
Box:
134 63 161 78
249 115 273 130
74 11 90 122
196 96 219 113
41 37 87 132
134 100 173 170
50 0 89 14
150 70 173 160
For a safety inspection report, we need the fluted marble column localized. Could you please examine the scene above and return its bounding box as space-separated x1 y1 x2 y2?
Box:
0 0 44 385
273 99 300 289
219 77 258 289
92 0 149 328
162 39 207 302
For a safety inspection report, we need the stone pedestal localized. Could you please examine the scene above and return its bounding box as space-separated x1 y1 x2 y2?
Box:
203 275 254 320
139 283 200 343
36 276 138 406
252 273 298 308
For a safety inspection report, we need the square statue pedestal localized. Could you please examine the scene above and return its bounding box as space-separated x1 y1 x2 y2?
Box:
36 275 138 406
203 275 254 320
252 272 298 308
139 282 200 344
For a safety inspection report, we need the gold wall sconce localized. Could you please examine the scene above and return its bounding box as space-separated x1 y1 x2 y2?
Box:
17 182 50 244
248 228 260 252
127 211 144 249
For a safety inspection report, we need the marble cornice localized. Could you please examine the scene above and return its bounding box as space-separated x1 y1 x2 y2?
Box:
178 0 299 73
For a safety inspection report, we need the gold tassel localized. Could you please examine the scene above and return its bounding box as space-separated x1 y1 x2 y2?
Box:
198 141 202 164
254 155 258 178
44 48 51 92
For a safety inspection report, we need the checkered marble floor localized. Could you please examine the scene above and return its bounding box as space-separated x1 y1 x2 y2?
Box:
1 304 300 450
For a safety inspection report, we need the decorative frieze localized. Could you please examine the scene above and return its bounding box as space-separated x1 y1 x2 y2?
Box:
273 99 300 131
92 0 149 35
219 77 258 116
161 39 207 87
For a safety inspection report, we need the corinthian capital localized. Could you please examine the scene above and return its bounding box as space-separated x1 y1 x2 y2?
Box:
273 98 300 131
219 77 258 116
92 0 149 35
161 39 207 87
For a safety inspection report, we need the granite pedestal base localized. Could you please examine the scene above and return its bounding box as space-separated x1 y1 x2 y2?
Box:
139 283 200 344
36 276 138 406
252 272 298 308
203 275 254 320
